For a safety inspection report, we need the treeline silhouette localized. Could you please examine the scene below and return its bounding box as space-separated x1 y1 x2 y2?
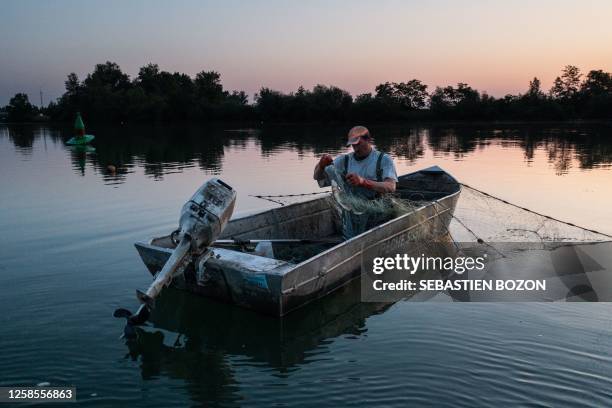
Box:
1 62 611 123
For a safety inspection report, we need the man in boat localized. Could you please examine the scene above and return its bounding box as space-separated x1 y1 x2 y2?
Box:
313 126 398 199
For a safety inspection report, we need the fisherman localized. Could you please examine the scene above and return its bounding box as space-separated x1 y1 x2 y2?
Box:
313 126 398 199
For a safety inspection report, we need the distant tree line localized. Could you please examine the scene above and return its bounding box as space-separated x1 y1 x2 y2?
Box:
1 62 611 123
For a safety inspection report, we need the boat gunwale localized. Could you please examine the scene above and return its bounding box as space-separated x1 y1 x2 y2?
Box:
135 169 461 294
136 192 456 278
279 194 459 295
221 166 461 238
136 172 462 274
220 194 333 238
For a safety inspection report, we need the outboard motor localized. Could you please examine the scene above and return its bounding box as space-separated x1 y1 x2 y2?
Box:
176 178 237 253
114 178 236 333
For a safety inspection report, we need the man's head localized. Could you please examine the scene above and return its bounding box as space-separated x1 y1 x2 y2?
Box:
346 126 373 157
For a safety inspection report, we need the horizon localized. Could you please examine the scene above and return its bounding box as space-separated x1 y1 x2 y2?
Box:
1 0 611 106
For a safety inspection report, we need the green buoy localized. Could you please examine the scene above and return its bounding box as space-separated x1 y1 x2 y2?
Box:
66 112 95 145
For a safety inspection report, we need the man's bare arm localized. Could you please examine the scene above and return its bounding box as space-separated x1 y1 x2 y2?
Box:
367 178 396 194
313 163 326 180
313 154 333 180
345 173 396 194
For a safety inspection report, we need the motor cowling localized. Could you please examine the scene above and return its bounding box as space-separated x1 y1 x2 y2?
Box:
118 178 237 330
177 178 237 253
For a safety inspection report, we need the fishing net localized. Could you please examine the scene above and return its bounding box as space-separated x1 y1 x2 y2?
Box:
324 166 421 239
450 184 611 244
252 170 612 247
254 177 612 302
438 183 612 287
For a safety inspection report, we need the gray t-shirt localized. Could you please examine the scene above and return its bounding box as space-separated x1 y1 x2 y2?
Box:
319 149 398 198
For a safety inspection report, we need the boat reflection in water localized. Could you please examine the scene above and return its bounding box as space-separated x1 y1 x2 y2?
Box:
121 241 610 405
123 279 392 404
125 279 391 372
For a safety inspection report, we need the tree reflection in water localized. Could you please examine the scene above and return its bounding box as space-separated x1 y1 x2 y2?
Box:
1 123 611 180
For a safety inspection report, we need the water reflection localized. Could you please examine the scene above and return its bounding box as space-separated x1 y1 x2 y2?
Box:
122 238 611 407
68 145 96 176
2 122 611 407
1 123 611 182
124 281 391 405
3 125 49 155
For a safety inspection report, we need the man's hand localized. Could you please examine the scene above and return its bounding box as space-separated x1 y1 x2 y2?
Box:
346 173 374 189
314 154 334 181
318 154 333 168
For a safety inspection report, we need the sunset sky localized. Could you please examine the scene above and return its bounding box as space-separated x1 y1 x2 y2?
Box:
1 0 611 105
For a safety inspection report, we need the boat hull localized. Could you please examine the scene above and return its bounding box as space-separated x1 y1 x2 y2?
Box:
135 167 461 316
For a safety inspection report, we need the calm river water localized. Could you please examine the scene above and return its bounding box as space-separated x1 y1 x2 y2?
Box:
1 123 612 407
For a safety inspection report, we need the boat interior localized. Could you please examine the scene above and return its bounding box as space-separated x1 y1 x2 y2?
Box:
150 168 460 264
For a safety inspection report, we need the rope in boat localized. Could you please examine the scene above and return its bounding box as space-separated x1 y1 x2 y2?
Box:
251 191 330 198
251 196 286 206
460 183 612 239
250 190 331 206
